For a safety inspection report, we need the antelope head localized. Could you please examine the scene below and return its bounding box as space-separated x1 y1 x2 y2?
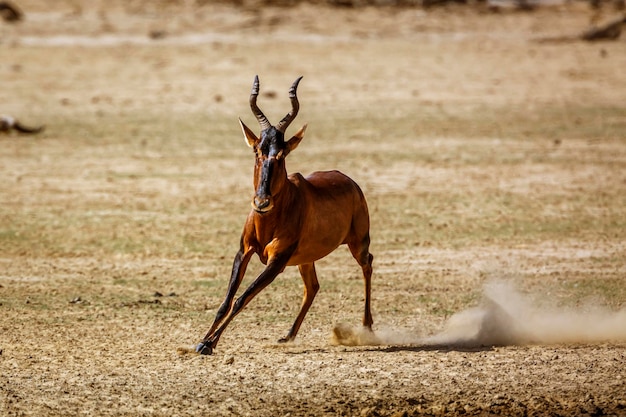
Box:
240 75 307 214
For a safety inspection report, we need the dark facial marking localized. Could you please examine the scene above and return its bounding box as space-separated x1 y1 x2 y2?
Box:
253 126 287 212
259 126 285 158
257 157 274 200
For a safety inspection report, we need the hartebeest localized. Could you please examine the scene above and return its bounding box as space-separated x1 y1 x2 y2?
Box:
196 76 374 355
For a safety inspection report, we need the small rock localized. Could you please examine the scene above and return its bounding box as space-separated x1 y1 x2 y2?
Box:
263 91 277 99
360 407 375 417
149 30 167 40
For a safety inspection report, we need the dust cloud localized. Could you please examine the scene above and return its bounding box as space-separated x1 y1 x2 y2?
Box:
332 281 626 348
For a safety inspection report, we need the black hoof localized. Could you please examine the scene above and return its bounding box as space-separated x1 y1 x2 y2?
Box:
195 342 213 355
277 337 292 344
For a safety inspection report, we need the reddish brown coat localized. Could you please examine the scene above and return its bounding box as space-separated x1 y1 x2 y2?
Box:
196 77 373 355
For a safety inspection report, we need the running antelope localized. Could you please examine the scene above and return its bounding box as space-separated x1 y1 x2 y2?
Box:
196 76 374 355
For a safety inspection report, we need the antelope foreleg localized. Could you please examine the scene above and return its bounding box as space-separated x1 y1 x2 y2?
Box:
199 248 294 354
279 263 319 343
202 247 253 341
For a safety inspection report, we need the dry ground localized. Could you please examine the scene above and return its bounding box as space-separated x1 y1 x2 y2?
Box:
1 1 626 416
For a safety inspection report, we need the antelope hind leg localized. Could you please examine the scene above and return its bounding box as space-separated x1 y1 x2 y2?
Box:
348 235 374 329
278 263 319 343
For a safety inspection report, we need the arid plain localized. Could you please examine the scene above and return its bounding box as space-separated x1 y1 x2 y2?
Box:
1 1 626 415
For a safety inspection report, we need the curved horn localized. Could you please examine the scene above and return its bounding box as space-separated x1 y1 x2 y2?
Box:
276 76 303 133
250 75 271 131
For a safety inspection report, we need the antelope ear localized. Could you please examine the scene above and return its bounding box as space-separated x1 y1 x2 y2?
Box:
284 123 307 156
239 118 259 148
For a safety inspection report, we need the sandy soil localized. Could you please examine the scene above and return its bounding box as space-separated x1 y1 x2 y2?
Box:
2 1 626 416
